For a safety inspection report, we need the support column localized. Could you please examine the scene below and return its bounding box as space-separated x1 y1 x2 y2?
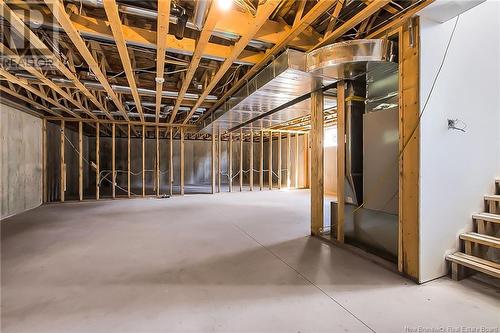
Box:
277 132 282 189
180 128 185 195
127 124 131 198
78 122 83 201
60 120 65 202
142 125 145 197
286 132 291 188
112 123 116 199
259 130 264 190
295 132 299 189
268 130 272 190
156 126 160 197
211 126 216 194
304 133 309 188
169 127 173 196
239 129 243 191
228 133 233 192
249 130 254 191
96 123 100 200
336 81 346 242
310 81 324 236
217 129 221 193
42 118 47 203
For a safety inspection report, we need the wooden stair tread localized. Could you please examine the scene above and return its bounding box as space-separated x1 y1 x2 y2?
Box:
484 194 500 201
472 212 500 224
447 252 500 278
460 232 500 249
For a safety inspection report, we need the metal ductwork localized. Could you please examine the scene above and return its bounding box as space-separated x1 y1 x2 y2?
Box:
201 49 336 134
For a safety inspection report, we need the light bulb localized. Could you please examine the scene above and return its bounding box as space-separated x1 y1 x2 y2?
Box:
218 0 232 11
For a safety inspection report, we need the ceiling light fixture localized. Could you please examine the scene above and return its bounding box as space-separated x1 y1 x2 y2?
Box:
218 0 232 11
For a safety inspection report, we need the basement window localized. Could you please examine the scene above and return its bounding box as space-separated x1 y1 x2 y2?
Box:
324 127 338 147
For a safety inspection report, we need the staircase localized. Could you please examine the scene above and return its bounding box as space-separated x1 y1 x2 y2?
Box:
446 179 500 280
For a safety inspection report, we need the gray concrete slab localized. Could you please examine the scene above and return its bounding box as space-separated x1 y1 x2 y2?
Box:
1 190 499 333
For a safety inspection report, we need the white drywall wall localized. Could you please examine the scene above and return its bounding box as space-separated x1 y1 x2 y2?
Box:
419 0 500 282
1 103 43 219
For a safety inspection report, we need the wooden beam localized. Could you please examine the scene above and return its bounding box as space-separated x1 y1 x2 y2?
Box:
228 133 233 192
0 1 108 119
324 0 345 36
155 0 171 122
304 133 309 188
156 126 160 196
0 84 62 119
336 81 345 242
42 119 47 203
128 124 131 198
239 129 243 191
278 132 282 189
180 128 185 195
182 0 281 124
398 18 420 280
142 124 145 197
169 2 219 123
103 0 145 122
259 130 264 191
268 131 273 190
199 0 335 125
310 81 324 235
287 133 291 188
0 42 102 120
295 133 299 188
249 130 254 191
63 12 265 65
112 123 116 199
79 121 83 201
96 123 100 200
211 126 216 194
169 127 173 196
311 0 390 50
60 120 65 202
217 129 221 193
45 0 129 120
0 70 79 119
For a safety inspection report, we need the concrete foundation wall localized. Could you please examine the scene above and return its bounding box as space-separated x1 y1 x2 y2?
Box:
0 103 43 219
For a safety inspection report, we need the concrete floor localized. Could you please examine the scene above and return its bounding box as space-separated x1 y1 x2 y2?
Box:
1 190 499 333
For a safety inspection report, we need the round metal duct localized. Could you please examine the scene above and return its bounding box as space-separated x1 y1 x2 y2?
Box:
306 39 396 80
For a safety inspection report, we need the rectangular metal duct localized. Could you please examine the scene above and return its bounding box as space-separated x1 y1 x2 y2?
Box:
200 49 329 134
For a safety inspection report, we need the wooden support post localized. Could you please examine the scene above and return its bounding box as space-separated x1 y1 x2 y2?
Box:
127 124 131 198
211 126 216 194
398 19 420 280
78 121 83 201
277 132 282 189
310 81 324 235
228 133 233 192
336 81 345 242
217 129 221 193
259 130 264 190
249 130 254 191
169 127 173 196
268 130 273 190
156 126 160 197
42 118 47 203
60 120 65 202
96 123 100 200
142 124 145 197
239 129 243 191
286 133 291 188
304 133 309 188
295 132 299 189
112 123 116 199
180 127 185 195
